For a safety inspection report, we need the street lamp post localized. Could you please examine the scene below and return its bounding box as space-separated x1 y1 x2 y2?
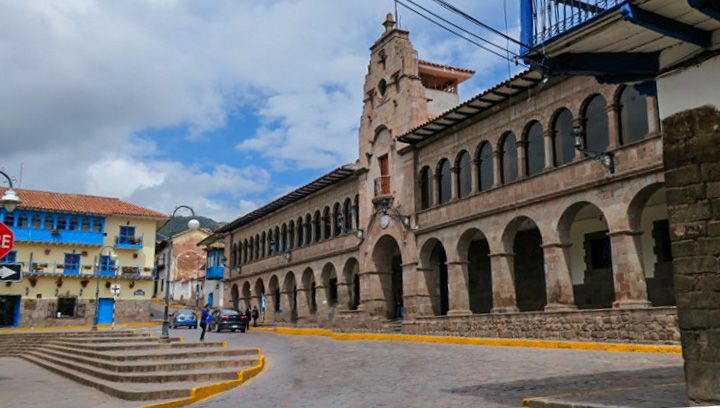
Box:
161 205 200 340
0 171 22 213
92 246 118 331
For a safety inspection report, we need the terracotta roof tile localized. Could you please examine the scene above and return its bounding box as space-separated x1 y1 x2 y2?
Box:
0 188 168 219
418 59 475 74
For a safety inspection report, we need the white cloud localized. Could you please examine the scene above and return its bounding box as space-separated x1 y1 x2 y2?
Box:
0 0 518 222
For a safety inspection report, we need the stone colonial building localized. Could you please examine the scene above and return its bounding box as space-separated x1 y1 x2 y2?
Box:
215 14 677 343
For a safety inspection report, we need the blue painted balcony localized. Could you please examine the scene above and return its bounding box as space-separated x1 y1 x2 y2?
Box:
115 234 144 250
521 0 625 53
206 266 224 280
14 227 104 246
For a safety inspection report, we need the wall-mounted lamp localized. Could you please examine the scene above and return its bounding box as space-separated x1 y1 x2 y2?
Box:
573 124 615 174
283 250 292 261
355 229 364 241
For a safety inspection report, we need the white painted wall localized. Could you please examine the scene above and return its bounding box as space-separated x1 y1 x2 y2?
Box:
657 55 720 119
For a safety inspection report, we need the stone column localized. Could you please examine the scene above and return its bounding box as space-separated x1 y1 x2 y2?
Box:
450 166 459 200
295 288 310 322
336 282 350 311
408 266 435 317
608 230 650 308
488 253 519 313
470 159 480 194
541 243 577 311
646 95 660 135
315 284 328 320
446 261 472 316
492 150 502 186
516 140 527 178
433 173 441 205
279 290 292 322
573 118 585 161
543 129 554 169
357 270 389 319
607 103 621 149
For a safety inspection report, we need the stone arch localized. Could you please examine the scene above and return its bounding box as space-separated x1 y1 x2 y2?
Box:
371 234 404 319
282 271 298 322
523 120 545 176
557 201 614 309
268 275 280 313
475 141 494 192
419 238 450 316
321 262 339 308
455 150 472 198
627 182 673 306
301 267 317 314
419 165 433 209
500 131 518 183
580 93 609 152
254 278 266 314
230 283 239 310
241 281 252 310
342 257 360 310
502 216 547 311
457 228 492 314
371 125 391 145
437 158 452 204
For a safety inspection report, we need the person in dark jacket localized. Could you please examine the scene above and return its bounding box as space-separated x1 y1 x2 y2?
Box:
199 304 212 341
251 306 259 327
245 307 252 331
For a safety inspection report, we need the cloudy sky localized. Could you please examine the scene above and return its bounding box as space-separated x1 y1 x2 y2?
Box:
0 0 522 222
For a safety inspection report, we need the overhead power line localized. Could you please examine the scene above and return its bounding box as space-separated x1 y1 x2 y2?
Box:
431 0 529 48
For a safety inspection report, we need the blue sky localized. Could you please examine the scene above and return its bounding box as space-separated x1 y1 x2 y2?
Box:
0 0 523 221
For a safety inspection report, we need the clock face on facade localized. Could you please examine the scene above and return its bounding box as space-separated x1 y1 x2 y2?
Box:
379 214 390 229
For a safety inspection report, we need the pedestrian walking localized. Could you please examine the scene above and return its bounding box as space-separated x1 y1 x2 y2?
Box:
199 304 212 341
251 306 259 327
245 307 252 331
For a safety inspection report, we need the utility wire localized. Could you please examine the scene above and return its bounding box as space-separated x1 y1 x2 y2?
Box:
431 0 529 48
396 0 526 66
403 0 514 56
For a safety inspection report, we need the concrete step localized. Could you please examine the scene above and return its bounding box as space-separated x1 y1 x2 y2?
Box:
42 344 255 361
21 354 212 401
37 347 259 373
0 330 140 338
26 350 248 384
46 340 213 352
57 336 173 344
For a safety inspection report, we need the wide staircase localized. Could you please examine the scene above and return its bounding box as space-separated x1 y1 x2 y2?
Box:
0 330 261 401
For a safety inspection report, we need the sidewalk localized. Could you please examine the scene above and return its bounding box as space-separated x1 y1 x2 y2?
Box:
523 383 692 408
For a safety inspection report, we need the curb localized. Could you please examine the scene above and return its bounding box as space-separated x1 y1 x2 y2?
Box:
251 327 681 354
139 349 265 408
0 322 160 333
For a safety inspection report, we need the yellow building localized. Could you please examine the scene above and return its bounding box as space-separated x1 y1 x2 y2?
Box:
0 188 167 327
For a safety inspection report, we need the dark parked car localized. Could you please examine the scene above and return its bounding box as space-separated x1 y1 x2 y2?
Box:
209 308 246 333
171 309 198 329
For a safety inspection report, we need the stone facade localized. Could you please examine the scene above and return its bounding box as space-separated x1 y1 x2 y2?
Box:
663 105 720 404
18 298 151 328
220 16 677 345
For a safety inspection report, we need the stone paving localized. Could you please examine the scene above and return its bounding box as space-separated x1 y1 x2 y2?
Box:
168 328 685 408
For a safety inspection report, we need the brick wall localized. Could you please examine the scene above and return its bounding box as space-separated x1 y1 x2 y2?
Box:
663 105 720 404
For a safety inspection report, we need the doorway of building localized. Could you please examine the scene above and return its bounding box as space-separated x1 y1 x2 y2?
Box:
0 295 20 327
207 292 214 307
96 298 115 325
372 235 404 320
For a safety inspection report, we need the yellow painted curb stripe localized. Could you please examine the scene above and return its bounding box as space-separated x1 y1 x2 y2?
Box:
253 327 681 354
140 348 265 408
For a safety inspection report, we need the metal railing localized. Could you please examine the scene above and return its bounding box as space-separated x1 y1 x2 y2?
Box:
374 176 391 197
529 0 623 46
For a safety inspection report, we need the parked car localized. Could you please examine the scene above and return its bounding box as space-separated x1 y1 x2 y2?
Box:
171 309 198 329
209 308 246 333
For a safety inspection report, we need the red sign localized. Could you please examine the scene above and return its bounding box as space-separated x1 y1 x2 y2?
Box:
0 222 14 260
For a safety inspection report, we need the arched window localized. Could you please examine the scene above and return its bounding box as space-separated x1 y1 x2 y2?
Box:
248 237 254 262
261 232 266 258
553 108 574 166
333 202 343 236
305 214 312 245
273 227 280 253
343 198 353 231
288 221 295 250
322 207 331 239
456 151 472 198
255 234 260 259
501 132 518 184
267 229 274 255
243 239 248 263
619 86 649 144
420 166 433 209
297 218 304 247
438 159 452 204
524 121 545 176
477 142 494 191
232 243 238 266
583 94 609 152
313 211 321 242
353 195 359 230
281 224 287 252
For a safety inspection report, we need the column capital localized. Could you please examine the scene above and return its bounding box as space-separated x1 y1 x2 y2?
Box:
607 103 620 113
450 166 460 174
400 261 419 268
446 260 470 266
540 242 572 249
489 252 515 258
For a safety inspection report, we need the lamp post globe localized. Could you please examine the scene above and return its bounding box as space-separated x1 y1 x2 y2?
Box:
0 169 21 213
187 218 201 230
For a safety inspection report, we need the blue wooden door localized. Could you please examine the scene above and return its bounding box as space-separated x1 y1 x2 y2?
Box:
97 298 115 324
207 293 214 308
